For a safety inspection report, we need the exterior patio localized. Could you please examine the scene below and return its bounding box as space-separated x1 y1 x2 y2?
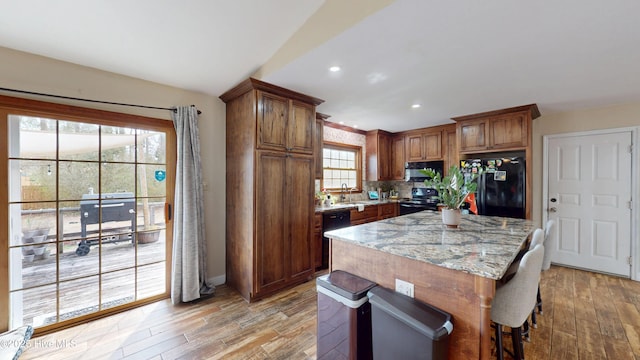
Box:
12 207 168 328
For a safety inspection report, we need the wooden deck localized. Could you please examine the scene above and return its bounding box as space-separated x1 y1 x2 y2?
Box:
18 266 640 359
16 233 167 328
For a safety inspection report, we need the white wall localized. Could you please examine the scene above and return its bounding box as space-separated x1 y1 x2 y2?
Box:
0 46 227 284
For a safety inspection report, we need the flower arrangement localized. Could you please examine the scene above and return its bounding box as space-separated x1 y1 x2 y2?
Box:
420 165 482 210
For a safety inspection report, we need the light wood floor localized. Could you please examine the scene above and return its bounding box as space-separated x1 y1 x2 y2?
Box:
20 265 640 360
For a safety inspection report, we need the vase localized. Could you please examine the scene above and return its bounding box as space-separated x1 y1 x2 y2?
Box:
442 208 462 228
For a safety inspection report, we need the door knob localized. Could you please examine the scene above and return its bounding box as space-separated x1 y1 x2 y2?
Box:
549 207 557 213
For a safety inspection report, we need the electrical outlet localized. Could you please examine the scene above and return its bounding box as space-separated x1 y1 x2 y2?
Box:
395 278 414 298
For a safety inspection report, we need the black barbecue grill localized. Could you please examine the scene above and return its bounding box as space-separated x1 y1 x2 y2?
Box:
77 192 136 256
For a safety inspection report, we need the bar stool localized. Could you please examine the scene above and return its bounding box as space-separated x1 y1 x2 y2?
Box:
491 244 544 360
522 228 544 340
533 220 556 323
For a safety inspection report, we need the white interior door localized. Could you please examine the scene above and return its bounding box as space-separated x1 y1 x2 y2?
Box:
547 131 632 276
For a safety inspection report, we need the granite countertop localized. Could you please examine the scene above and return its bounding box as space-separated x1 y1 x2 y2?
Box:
324 210 536 280
315 199 401 213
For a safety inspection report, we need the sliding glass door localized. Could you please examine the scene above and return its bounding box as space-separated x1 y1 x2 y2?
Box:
3 106 175 332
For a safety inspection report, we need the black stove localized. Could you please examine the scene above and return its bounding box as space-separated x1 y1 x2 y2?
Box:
399 188 439 215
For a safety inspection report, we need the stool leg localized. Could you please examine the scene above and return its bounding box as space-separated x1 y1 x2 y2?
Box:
522 317 531 342
512 325 524 360
495 324 504 360
531 307 537 329
536 285 543 314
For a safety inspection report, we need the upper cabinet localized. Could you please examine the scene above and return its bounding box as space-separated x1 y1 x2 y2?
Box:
257 91 315 154
390 135 406 180
453 104 541 154
366 130 392 181
405 129 443 161
315 112 329 179
442 124 457 173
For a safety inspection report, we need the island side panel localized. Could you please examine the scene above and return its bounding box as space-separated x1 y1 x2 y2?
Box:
331 238 488 360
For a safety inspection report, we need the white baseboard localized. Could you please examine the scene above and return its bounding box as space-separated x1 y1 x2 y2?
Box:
208 274 226 286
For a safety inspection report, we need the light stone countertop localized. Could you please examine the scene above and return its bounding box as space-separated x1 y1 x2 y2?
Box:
324 210 536 280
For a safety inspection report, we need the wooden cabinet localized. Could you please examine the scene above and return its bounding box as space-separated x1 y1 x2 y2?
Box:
405 133 424 162
220 78 324 302
443 124 458 174
349 202 398 225
405 130 443 161
313 213 323 269
390 135 405 180
366 130 392 181
454 104 540 154
350 205 379 225
453 104 540 220
378 202 398 220
315 113 329 179
257 91 315 154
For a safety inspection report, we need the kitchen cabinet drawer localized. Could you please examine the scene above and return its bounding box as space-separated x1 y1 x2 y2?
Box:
350 205 378 224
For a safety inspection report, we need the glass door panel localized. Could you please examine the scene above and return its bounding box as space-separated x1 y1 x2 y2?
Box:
7 113 172 331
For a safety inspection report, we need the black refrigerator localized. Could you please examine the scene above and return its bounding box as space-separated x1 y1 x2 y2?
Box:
460 157 526 219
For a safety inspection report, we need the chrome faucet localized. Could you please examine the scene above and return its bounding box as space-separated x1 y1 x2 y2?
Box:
340 183 348 203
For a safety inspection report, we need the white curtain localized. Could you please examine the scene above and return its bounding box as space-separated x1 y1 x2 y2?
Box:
171 105 214 303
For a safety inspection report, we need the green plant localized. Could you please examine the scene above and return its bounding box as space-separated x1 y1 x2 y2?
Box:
421 165 482 210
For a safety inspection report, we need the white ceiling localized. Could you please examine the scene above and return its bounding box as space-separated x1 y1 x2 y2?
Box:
2 0 640 132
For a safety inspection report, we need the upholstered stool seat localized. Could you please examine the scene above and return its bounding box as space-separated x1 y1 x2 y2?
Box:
491 244 544 360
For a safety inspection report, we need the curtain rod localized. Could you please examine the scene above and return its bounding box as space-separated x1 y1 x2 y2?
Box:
0 86 202 115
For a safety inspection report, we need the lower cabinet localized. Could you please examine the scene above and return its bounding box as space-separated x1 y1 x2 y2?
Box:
349 203 399 225
253 151 315 299
314 213 323 269
378 203 398 220
350 205 379 225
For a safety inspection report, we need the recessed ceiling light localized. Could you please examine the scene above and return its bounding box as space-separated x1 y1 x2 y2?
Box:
329 66 341 72
339 121 344 125
353 124 358 128
412 104 421 109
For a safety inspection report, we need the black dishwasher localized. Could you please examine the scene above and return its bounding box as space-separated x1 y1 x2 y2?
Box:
321 210 351 269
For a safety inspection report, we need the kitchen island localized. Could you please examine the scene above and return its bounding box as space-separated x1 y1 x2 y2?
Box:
324 210 535 360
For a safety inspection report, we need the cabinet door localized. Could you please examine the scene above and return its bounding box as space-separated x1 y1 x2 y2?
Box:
443 126 457 173
405 133 424 161
314 213 323 269
458 119 489 152
257 92 289 152
378 203 398 220
424 132 442 160
288 100 315 154
255 152 287 294
287 154 315 280
391 136 406 180
489 112 528 149
378 133 391 180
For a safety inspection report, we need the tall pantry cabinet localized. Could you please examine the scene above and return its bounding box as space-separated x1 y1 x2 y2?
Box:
220 78 324 302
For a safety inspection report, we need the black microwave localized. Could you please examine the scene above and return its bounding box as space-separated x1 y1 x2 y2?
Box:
405 161 444 182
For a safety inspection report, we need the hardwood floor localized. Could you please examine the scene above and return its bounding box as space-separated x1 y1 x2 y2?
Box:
20 266 640 359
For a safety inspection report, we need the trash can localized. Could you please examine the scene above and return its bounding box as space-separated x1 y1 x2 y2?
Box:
316 270 377 360
367 286 453 360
